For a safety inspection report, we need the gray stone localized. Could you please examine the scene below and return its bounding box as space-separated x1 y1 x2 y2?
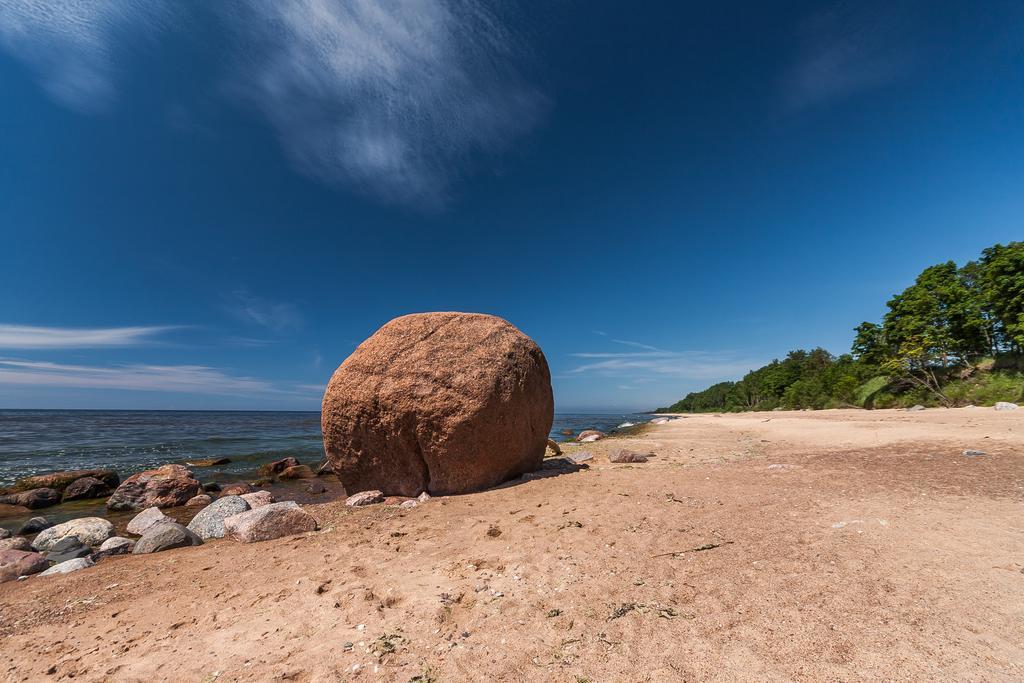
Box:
907 405 926 411
223 501 318 543
126 507 174 536
399 499 418 509
18 517 50 535
39 556 94 576
0 528 9 540
995 401 1019 411
0 536 31 552
345 490 384 507
609 449 650 463
133 522 203 554
45 536 92 564
98 536 134 554
962 449 987 457
186 495 250 540
31 517 115 552
567 451 593 464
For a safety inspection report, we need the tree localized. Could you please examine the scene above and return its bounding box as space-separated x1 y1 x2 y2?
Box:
976 242 1024 351
852 322 888 364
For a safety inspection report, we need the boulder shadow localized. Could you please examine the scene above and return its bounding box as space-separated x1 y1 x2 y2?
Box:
494 457 588 490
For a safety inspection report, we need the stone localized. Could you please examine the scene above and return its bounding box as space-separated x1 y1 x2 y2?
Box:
127 507 175 536
417 492 431 503
0 528 8 539
17 517 50 535
223 501 318 543
994 402 1019 411
45 536 92 564
345 490 384 507
0 549 51 582
0 536 31 552
279 464 316 480
907 405 925 411
186 494 212 506
203 482 222 493
576 430 605 442
962 449 987 457
568 451 593 464
106 464 201 510
322 312 554 496
31 517 115 552
316 460 334 476
305 481 327 494
133 522 203 554
399 499 418 509
240 490 276 508
546 439 562 456
40 556 95 576
0 487 61 509
5 469 119 494
609 449 650 463
185 457 231 467
257 458 300 478
650 417 670 425
220 482 255 496
99 536 134 554
62 477 112 502
186 495 250 540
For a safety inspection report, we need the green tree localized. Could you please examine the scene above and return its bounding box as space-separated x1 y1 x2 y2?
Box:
976 242 1024 351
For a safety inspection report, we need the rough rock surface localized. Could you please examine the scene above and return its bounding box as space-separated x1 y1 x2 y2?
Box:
220 483 254 497
40 556 95 576
0 549 50 582
240 491 275 508
185 457 230 467
223 501 317 543
305 481 327 494
31 517 114 552
126 507 174 536
568 451 594 464
0 536 32 552
44 536 92 564
257 458 299 478
5 469 119 494
0 528 8 540
133 523 203 554
17 517 50 535
98 537 134 554
62 477 112 502
576 430 605 442
186 494 212 507
107 464 200 510
322 312 554 497
186 496 250 540
0 488 60 509
279 464 315 479
994 401 1019 411
345 490 384 507
609 449 651 463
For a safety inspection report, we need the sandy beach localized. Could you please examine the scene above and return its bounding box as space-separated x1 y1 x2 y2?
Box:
1 407 1022 682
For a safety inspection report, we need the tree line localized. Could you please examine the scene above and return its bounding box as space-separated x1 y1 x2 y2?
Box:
656 242 1024 413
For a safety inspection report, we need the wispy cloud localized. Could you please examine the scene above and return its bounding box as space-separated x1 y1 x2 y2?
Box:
0 324 177 349
783 3 919 111
0 1 543 205
222 290 302 331
0 358 270 395
0 0 170 112
568 338 763 381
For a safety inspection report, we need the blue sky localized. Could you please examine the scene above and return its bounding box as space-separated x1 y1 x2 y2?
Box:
1 1 1022 411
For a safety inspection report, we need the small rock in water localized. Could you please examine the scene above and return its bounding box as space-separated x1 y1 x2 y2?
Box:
186 494 212 507
240 490 276 508
40 556 95 576
257 458 300 478
187 495 250 540
0 487 61 509
185 457 231 467
126 507 174 536
280 465 316 480
346 490 384 507
220 482 255 496
133 523 203 554
994 401 1019 411
202 482 222 493
906 405 925 412
106 464 201 511
962 449 987 457
61 477 111 502
17 517 50 535
609 449 651 463
0 536 32 552
305 481 327 494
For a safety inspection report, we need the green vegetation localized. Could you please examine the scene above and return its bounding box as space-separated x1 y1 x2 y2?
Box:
657 242 1024 412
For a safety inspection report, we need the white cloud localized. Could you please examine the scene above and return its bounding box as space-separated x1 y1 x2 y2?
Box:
0 358 272 395
222 290 302 331
0 324 176 349
569 345 764 381
0 0 169 112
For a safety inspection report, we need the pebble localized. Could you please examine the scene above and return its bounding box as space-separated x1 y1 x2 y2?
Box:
962 449 987 457
346 490 384 507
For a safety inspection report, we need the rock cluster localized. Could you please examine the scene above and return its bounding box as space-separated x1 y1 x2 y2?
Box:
107 465 201 510
322 312 554 497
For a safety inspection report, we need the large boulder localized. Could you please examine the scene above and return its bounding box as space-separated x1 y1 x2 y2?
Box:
133 523 203 554
0 488 61 509
62 477 112 502
5 469 119 494
322 313 554 497
186 496 250 540
0 549 50 582
31 517 114 552
106 464 200 510
223 501 318 543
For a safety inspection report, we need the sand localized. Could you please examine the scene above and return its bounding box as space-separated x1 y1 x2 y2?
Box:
1 407 1022 681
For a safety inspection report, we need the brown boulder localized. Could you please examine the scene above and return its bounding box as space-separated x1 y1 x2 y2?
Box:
0 488 60 509
322 313 554 497
106 465 201 511
220 482 255 496
279 465 315 480
62 477 112 502
0 549 49 583
257 458 299 478
5 469 119 494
